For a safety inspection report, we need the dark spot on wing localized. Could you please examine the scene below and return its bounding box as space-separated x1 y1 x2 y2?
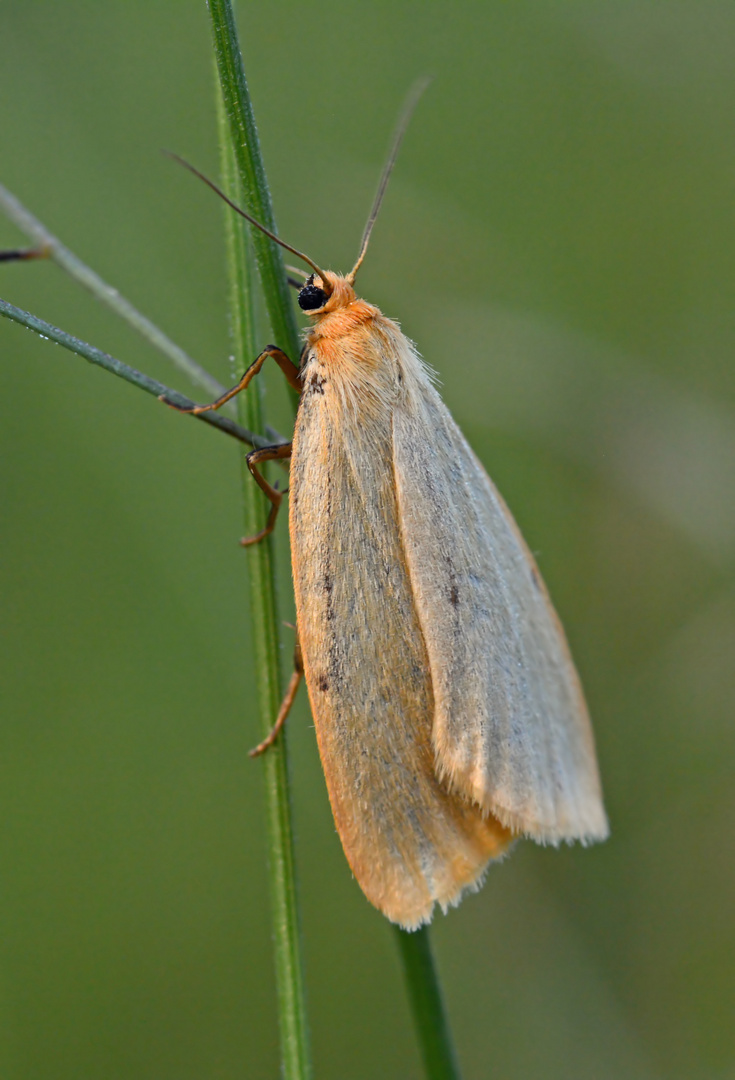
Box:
444 554 461 618
316 673 329 692
309 372 326 395
323 571 333 609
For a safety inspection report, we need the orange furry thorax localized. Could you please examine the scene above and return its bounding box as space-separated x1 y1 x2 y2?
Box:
299 272 402 419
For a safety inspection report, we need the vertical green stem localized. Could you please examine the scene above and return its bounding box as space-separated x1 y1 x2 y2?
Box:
216 74 311 1080
208 0 301 368
394 926 463 1080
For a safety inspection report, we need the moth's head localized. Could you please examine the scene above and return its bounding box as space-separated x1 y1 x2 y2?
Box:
297 272 355 317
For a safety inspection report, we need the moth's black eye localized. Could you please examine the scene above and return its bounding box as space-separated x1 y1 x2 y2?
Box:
298 284 328 311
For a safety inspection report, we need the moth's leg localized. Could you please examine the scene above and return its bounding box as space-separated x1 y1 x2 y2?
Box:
0 245 50 263
241 441 293 547
249 640 303 758
159 344 301 414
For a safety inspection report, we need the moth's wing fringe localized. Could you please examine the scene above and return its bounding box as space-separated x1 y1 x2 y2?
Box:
395 837 517 932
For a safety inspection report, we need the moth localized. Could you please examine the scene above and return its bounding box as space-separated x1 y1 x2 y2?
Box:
165 91 608 930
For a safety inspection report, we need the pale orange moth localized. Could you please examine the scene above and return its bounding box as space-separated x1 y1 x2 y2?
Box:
165 88 608 930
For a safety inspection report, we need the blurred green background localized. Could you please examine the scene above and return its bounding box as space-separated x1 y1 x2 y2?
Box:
2 2 733 1078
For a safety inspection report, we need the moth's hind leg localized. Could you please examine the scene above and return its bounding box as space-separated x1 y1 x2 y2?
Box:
241 441 293 546
159 344 302 414
249 640 303 758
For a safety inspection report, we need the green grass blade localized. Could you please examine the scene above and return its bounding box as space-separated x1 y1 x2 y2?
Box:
215 56 312 1080
394 926 464 1080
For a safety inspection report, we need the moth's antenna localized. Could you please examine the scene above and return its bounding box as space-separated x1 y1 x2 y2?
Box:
347 76 432 286
164 151 332 293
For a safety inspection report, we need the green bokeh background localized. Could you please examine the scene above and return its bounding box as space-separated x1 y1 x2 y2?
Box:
2 3 733 1078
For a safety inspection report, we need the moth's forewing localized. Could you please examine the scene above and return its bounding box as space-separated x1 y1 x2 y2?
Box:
392 361 608 844
289 317 511 929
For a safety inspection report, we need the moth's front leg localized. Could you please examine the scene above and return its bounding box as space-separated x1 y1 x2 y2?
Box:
159 344 302 414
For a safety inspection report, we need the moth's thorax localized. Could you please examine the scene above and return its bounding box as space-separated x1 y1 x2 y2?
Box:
296 273 410 424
